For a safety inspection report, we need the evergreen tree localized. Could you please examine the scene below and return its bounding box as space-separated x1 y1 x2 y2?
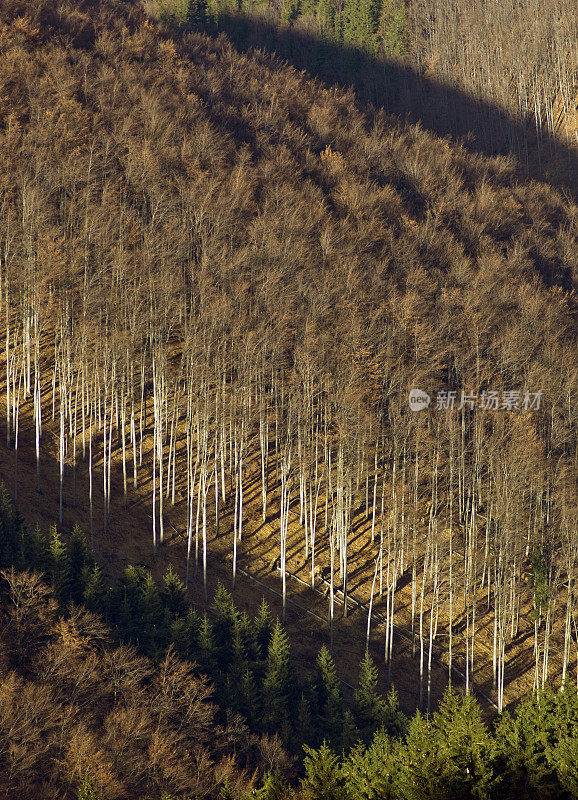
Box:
343 0 379 50
377 0 406 57
354 653 385 738
22 523 50 572
281 0 301 24
262 620 292 734
83 565 107 612
255 597 273 661
162 564 188 617
398 690 495 800
67 524 92 603
296 691 315 747
197 612 216 673
314 646 344 744
301 742 349 800
0 485 21 570
239 666 260 727
343 729 399 800
49 525 71 606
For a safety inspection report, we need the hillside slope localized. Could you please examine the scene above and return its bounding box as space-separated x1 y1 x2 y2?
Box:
0 0 576 717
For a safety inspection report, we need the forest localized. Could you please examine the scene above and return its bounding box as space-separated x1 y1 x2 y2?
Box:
2 488 578 799
150 0 578 184
0 0 576 796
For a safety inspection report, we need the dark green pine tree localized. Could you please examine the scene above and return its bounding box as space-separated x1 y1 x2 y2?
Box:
343 728 399 800
354 652 386 739
171 607 201 660
343 0 379 51
212 582 238 665
162 564 188 617
296 691 316 748
239 666 261 728
49 525 72 606
197 612 216 674
281 0 301 23
67 524 93 604
316 0 335 36
83 564 107 612
314 646 344 744
0 484 19 569
255 597 273 662
301 742 349 800
262 620 292 735
377 0 406 57
140 571 166 656
399 690 495 800
187 0 208 27
22 523 50 572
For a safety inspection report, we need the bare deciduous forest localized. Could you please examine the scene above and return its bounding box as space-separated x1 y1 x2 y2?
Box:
0 0 577 797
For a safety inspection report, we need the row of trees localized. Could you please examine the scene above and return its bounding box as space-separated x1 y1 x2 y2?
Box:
3 488 578 800
0 0 576 713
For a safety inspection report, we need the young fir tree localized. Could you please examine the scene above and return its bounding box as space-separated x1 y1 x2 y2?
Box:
255 597 273 661
314 646 344 744
0 483 18 569
162 564 188 617
301 742 349 800
212 581 238 669
398 690 495 800
239 666 260 727
67 524 92 604
342 0 379 51
377 0 406 57
83 564 107 612
170 606 201 660
22 523 50 572
48 525 71 606
354 652 385 738
296 691 316 747
197 612 216 673
262 620 292 735
343 729 399 800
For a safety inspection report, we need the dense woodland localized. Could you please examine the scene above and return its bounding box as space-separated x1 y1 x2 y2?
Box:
151 0 578 177
0 0 577 713
3 489 578 800
0 0 576 795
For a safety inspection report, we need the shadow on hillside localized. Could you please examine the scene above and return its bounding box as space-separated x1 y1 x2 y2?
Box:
199 13 578 199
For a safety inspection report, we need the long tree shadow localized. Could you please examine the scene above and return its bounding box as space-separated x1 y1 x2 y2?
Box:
196 13 578 200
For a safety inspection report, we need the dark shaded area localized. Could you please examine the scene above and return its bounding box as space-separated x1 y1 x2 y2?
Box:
201 12 578 198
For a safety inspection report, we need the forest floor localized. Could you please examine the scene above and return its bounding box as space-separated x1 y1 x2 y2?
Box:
0 370 558 722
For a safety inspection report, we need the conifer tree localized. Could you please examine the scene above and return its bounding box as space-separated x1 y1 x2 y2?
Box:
354 652 385 738
296 692 315 747
49 525 71 606
301 742 348 800
197 612 216 673
22 523 49 572
262 621 292 734
83 565 107 612
377 0 406 57
255 597 273 661
67 524 92 603
162 564 188 617
314 646 343 743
